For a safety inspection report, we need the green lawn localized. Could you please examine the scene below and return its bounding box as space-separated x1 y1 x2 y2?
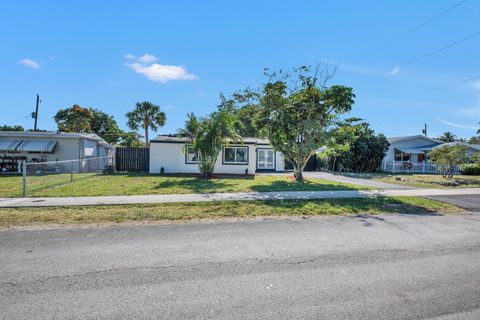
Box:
371 174 480 189
0 197 461 228
0 173 369 198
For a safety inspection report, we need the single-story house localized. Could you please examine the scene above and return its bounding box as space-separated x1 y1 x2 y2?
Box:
0 131 113 172
381 135 480 173
149 135 289 175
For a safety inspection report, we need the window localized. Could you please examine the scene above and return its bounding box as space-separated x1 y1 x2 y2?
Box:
394 149 410 162
185 145 201 164
223 146 248 164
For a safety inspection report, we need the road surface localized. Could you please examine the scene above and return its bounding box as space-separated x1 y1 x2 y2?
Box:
1 213 480 319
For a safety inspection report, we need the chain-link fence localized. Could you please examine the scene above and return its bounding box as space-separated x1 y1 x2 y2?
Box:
22 156 114 197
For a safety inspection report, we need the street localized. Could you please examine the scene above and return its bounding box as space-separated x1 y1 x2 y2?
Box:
1 212 480 319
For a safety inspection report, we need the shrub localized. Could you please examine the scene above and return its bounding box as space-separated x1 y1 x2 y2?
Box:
460 163 480 175
102 165 117 175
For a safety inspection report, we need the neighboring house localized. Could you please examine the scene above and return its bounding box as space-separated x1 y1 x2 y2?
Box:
381 135 480 173
432 141 480 157
149 135 287 175
0 131 113 172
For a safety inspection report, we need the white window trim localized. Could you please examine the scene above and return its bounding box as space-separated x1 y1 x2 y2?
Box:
223 146 248 165
185 145 201 164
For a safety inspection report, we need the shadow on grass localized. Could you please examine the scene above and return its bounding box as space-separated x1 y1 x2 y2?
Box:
256 197 445 219
153 177 235 193
250 179 361 192
27 173 98 197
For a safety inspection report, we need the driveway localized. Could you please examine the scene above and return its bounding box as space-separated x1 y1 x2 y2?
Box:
303 171 416 190
427 195 480 211
1 213 480 319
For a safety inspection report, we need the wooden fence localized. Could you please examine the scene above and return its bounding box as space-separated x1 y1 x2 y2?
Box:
115 147 149 172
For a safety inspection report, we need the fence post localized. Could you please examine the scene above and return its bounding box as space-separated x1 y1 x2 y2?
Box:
422 161 425 174
71 161 74 183
22 161 27 197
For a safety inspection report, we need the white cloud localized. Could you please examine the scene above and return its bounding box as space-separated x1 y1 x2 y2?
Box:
18 58 40 69
125 54 197 83
470 81 480 91
436 117 478 130
389 66 400 75
459 106 480 116
124 53 136 60
137 54 158 64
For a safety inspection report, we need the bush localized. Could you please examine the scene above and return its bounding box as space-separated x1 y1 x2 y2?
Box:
460 163 480 175
102 165 117 175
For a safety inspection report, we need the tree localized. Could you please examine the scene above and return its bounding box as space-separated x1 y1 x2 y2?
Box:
0 125 24 131
179 110 239 178
118 131 144 147
436 131 457 143
429 144 468 178
255 66 355 181
126 101 166 146
469 136 480 144
54 105 123 144
323 118 389 172
90 109 123 144
218 93 266 138
54 105 93 133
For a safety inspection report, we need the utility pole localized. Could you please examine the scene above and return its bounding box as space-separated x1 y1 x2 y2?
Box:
422 123 428 137
32 94 40 131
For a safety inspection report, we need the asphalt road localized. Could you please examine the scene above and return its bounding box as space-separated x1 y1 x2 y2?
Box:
1 213 480 319
426 195 480 211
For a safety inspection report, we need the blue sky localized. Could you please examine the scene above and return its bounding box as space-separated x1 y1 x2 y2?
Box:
1 0 480 139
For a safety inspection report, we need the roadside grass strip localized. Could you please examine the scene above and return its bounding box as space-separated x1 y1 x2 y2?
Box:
0 196 462 228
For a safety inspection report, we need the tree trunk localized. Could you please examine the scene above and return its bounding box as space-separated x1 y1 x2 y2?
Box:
144 127 149 146
294 161 304 182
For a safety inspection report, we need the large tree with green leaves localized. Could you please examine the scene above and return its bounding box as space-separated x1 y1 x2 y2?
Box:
126 101 166 146
54 105 93 133
430 144 468 178
436 131 457 143
254 66 355 181
54 105 123 144
179 110 239 178
323 118 389 172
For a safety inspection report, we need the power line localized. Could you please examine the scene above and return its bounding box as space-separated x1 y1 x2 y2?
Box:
404 31 480 64
419 74 480 94
382 0 468 48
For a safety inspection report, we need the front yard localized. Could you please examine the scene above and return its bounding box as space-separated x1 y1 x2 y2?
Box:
371 174 480 189
0 173 369 198
0 196 462 228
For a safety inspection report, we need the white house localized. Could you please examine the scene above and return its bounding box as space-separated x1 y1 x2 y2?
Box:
0 131 113 172
149 135 286 175
382 135 480 173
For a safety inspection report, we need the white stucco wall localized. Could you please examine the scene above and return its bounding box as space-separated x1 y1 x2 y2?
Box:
149 142 286 174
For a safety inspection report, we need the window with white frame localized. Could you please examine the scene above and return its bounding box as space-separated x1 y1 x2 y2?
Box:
223 146 248 164
185 145 201 163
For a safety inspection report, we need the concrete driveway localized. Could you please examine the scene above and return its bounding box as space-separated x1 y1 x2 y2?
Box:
1 213 480 319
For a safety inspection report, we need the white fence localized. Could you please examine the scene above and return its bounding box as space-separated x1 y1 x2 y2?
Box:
382 161 460 175
22 156 114 197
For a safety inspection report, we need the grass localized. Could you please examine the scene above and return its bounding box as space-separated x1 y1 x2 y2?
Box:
0 197 462 228
0 173 369 198
370 174 480 189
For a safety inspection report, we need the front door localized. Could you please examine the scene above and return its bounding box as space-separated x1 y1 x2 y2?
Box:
257 149 275 170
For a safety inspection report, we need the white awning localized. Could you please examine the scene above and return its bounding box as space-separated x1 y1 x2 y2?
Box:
396 148 425 154
16 140 57 153
0 140 22 152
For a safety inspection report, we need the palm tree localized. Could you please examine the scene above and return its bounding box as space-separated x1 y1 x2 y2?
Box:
437 131 457 143
179 111 239 178
126 101 166 146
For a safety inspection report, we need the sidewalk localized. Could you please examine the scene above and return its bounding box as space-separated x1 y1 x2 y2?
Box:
1 188 480 208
